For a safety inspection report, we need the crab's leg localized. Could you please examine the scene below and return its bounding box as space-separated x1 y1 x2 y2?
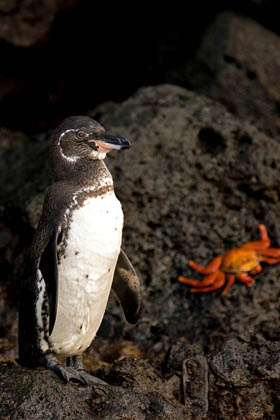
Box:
221 274 235 296
178 271 219 287
260 256 280 264
242 225 270 249
238 273 254 285
188 256 222 274
191 271 225 293
250 264 262 275
259 248 280 257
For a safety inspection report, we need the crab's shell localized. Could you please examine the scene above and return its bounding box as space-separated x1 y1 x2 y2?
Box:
220 247 259 274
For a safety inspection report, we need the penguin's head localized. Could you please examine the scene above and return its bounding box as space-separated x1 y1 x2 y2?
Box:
53 116 130 163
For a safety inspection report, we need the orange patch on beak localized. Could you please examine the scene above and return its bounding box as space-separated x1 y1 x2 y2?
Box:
88 139 113 152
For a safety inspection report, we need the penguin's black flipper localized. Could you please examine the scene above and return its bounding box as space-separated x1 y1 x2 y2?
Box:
19 190 62 367
112 248 142 324
29 185 67 337
39 230 59 335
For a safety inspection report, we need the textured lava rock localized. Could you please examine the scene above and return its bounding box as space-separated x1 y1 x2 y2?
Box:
94 84 280 354
207 334 280 419
0 0 78 47
1 84 280 417
2 84 280 351
1 2 279 134
1 333 279 420
186 12 280 137
164 334 280 419
0 361 185 420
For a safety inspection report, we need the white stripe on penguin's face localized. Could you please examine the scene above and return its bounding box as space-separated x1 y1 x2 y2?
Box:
58 129 79 163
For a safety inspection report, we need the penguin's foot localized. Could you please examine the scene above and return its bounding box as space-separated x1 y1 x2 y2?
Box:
50 364 89 385
66 354 107 386
69 368 107 386
44 355 106 386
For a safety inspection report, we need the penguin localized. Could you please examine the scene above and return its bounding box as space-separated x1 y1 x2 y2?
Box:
18 116 141 385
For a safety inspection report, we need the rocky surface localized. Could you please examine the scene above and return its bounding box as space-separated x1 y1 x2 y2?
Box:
1 84 280 417
0 0 79 47
0 360 184 420
1 1 279 134
185 12 280 137
165 334 280 420
1 333 280 419
1 1 280 417
96 85 280 354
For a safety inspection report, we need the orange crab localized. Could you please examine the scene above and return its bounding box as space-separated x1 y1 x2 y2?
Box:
178 225 280 295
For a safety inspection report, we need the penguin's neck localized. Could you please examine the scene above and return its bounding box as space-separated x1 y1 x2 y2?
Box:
54 158 113 191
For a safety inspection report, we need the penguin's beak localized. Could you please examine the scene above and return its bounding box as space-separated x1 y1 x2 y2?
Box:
87 134 130 152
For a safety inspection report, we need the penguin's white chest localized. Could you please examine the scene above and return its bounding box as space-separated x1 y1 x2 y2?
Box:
50 190 123 357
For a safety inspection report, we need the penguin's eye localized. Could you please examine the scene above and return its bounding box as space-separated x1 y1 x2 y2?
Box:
77 131 88 139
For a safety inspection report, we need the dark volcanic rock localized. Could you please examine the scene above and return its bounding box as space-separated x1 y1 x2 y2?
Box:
2 333 279 420
1 84 280 417
0 0 78 47
94 84 280 353
2 84 280 352
209 334 280 387
185 12 280 137
207 334 280 420
0 361 185 420
164 334 280 419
